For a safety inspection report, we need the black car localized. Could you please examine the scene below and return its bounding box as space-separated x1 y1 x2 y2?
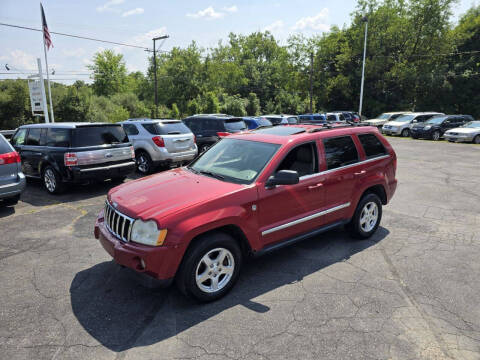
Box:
10 123 136 193
183 115 247 153
410 115 474 140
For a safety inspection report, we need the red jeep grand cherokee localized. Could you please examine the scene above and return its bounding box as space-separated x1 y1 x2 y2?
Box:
95 125 397 302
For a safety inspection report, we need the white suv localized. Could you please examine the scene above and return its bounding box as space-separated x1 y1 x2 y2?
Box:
121 119 197 174
382 112 444 137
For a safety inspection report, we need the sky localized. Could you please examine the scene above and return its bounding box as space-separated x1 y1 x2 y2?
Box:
1 0 478 84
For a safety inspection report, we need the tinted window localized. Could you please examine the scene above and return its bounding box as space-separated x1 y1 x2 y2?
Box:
45 128 71 147
287 117 298 124
142 122 191 135
0 136 13 154
258 118 272 127
72 126 128 147
327 115 336 121
323 136 359 170
224 120 247 132
12 128 27 146
26 128 42 146
265 117 283 125
358 134 387 159
123 124 139 136
277 142 318 177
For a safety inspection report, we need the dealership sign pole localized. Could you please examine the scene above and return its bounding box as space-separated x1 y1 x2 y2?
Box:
27 58 50 123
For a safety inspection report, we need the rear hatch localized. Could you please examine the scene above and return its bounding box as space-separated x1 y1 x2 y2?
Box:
224 118 247 133
0 136 21 187
144 121 195 153
71 124 133 167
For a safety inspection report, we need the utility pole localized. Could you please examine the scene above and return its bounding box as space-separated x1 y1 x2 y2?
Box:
309 52 314 113
358 16 368 117
152 35 169 118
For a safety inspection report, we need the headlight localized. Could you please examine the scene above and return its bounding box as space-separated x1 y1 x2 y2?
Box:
131 219 167 246
424 125 431 130
390 126 397 130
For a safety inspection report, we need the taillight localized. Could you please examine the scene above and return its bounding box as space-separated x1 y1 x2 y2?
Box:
64 152 78 166
152 136 165 147
217 132 231 137
130 146 135 159
0 151 21 165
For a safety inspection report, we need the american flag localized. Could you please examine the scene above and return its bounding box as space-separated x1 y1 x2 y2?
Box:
41 4 53 50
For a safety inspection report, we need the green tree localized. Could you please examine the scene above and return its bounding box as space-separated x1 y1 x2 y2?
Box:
170 103 180 119
246 92 260 116
203 92 220 114
88 50 127 97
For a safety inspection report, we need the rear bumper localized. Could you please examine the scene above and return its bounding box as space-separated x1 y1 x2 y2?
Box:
94 213 183 283
382 128 401 135
70 161 135 182
0 172 26 199
150 148 197 164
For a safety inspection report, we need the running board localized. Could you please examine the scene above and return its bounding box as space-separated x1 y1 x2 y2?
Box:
253 220 348 257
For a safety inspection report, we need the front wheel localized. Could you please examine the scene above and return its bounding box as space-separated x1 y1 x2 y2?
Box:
42 166 64 194
401 128 410 137
432 130 441 141
473 135 480 144
347 193 382 239
176 232 242 302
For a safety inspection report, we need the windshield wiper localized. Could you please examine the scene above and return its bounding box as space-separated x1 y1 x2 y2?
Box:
199 170 225 181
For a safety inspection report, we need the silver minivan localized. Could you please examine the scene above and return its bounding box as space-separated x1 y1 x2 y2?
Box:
121 119 197 174
0 134 26 206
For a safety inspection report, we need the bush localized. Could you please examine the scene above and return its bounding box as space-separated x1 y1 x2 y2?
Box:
111 92 149 118
246 93 260 116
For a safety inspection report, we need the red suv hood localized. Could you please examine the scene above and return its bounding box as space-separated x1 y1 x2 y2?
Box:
108 168 244 220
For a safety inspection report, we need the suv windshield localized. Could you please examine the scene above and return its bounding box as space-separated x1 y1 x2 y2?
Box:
188 138 280 184
72 125 129 147
143 121 191 135
463 121 480 128
224 119 247 132
394 114 415 123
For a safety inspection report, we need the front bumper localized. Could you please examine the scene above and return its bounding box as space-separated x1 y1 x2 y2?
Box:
70 161 135 182
444 134 474 142
410 128 433 138
382 127 401 135
94 213 182 283
0 172 26 200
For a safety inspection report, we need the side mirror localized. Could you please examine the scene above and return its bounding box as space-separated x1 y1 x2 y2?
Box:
412 120 417 123
266 170 299 188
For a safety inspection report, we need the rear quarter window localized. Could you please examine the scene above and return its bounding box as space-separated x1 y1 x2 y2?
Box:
323 136 359 170
358 133 387 159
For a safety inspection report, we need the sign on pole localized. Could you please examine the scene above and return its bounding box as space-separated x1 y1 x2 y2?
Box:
28 80 44 114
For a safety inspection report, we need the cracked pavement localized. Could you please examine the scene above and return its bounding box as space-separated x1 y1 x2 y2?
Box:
0 138 479 360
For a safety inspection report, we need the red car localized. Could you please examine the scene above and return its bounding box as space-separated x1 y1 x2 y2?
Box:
95 125 397 302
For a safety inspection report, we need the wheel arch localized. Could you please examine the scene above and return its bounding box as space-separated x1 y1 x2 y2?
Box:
361 184 387 205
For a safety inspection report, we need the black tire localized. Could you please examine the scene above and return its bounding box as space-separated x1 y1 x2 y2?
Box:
432 130 441 141
473 135 480 144
347 193 383 239
135 151 153 175
401 128 410 137
176 232 242 302
2 194 20 206
111 176 126 184
42 166 64 194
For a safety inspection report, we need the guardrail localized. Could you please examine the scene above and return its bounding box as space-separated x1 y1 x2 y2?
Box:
0 130 16 139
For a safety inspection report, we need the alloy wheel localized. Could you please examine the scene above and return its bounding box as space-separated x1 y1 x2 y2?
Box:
433 131 440 141
401 128 410 137
474 135 480 144
137 155 149 173
359 201 378 232
44 169 56 193
195 247 235 293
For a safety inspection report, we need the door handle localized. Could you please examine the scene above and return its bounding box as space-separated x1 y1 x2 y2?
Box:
308 183 323 190
354 170 366 176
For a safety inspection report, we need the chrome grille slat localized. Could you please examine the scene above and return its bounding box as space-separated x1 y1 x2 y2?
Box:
104 201 134 242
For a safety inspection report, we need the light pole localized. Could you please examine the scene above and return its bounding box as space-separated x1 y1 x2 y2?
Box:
358 16 368 117
153 35 169 118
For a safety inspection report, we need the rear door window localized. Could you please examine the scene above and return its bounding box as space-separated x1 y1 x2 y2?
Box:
46 128 71 147
358 134 387 159
26 128 42 146
72 126 129 147
323 136 359 170
11 128 27 146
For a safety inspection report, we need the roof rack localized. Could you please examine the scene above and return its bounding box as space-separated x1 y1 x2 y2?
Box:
306 122 369 133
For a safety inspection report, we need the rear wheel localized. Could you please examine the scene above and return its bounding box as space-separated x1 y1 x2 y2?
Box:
432 130 441 141
176 232 242 302
473 135 480 144
136 152 153 175
42 166 64 194
401 128 410 137
347 193 382 239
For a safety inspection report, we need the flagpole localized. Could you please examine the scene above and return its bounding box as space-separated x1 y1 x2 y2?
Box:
41 3 55 122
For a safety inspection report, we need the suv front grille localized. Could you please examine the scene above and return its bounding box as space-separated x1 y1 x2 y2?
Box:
104 201 134 242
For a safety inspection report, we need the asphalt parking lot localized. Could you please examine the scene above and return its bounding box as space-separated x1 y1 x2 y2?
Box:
1 137 479 360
